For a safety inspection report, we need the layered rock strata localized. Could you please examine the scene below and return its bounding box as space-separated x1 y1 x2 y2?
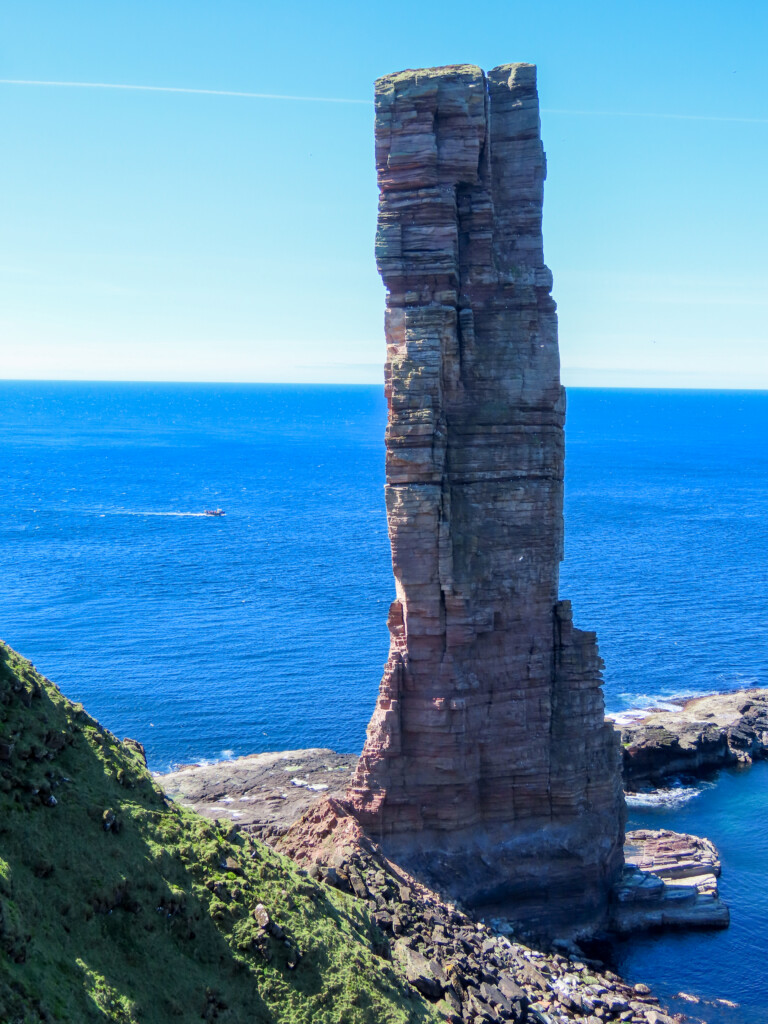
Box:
347 63 625 925
625 830 722 894
614 830 729 934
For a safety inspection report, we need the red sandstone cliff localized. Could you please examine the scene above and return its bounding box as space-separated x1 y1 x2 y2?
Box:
347 63 625 929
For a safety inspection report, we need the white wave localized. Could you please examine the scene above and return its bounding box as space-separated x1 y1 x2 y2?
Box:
610 681 763 728
608 709 651 727
626 784 703 809
611 691 696 715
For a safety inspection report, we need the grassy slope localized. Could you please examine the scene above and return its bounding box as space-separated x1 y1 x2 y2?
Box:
0 642 437 1024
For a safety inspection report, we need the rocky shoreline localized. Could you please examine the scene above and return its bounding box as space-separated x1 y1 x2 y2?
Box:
618 688 768 787
158 747 357 840
614 831 729 934
153 691 764 1024
152 764 731 1023
158 753 730 935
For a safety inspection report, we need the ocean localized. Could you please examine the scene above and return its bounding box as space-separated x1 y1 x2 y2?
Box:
1 382 766 1020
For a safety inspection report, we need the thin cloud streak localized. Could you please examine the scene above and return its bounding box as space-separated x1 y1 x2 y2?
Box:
1 80 765 123
0 79 371 105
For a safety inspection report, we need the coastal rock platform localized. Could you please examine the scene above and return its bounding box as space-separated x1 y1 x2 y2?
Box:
625 829 721 894
619 688 768 786
612 830 729 934
156 748 356 840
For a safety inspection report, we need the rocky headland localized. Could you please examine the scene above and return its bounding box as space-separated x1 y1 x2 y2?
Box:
160 689 768 952
619 689 768 787
157 752 734 1023
0 643 439 1024
2 637 723 1024
158 748 732 943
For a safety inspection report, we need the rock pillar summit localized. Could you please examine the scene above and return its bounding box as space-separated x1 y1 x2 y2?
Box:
348 63 625 927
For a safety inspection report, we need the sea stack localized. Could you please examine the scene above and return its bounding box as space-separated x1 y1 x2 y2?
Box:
348 63 625 930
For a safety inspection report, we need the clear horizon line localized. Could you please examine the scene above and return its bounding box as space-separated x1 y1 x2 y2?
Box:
0 79 766 123
1 376 768 394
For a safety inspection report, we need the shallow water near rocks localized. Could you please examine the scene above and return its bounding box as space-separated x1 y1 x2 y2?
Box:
1 382 767 1018
614 762 768 1023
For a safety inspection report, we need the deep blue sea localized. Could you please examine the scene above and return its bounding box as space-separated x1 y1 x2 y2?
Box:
1 382 766 1020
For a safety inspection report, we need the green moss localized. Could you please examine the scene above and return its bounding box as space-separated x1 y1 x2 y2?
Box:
378 64 482 87
0 642 437 1024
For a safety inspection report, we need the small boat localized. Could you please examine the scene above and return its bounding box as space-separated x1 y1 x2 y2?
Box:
203 508 226 517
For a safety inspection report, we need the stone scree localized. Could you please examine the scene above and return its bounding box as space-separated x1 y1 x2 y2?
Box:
346 63 626 929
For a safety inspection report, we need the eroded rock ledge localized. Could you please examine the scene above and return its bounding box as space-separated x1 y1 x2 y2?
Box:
615 830 729 934
158 748 356 841
619 688 768 787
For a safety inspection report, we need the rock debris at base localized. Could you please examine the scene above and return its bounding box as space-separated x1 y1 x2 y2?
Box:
156 756 737 1020
282 813 683 1024
157 759 731 936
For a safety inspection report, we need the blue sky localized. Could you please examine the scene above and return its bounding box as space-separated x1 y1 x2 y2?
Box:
1 0 766 386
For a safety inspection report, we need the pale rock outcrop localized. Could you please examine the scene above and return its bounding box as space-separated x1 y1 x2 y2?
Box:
347 63 625 929
614 829 730 933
